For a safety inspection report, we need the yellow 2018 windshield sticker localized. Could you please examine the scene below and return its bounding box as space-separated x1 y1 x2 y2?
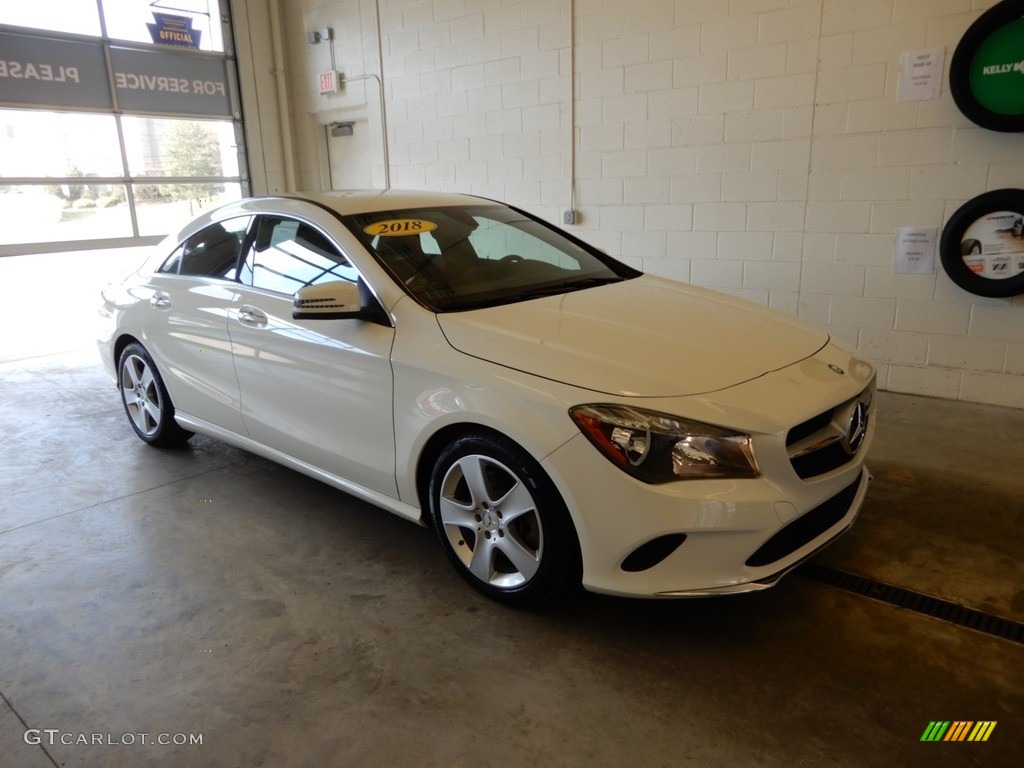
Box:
363 219 437 237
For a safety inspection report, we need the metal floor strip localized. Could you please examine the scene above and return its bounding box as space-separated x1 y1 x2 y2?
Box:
796 563 1024 645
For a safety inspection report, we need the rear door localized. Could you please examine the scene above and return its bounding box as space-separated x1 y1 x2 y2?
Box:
141 216 250 434
227 215 398 496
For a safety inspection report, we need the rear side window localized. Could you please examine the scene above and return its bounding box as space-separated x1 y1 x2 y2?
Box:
240 216 357 295
158 216 252 278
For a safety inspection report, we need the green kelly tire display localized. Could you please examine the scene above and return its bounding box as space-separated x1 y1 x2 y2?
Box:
950 0 1024 132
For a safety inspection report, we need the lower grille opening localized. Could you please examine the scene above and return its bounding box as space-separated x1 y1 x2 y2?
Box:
745 476 861 568
621 534 687 573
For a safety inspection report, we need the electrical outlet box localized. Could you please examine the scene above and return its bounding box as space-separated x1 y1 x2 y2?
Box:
563 210 576 225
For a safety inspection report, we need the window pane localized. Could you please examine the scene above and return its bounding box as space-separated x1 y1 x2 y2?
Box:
469 216 580 269
159 244 185 275
1 1 101 36
179 217 249 278
345 205 626 311
122 117 239 178
243 218 356 295
133 181 242 236
0 111 123 178
1 184 131 244
101 0 225 52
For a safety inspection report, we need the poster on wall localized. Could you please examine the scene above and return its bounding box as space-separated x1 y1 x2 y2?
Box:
897 49 945 102
950 0 1024 131
959 212 1024 279
940 189 1024 297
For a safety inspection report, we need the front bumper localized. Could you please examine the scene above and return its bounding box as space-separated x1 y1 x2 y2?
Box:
541 393 874 599
651 470 867 596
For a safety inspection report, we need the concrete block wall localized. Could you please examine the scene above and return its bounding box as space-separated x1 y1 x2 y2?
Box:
237 0 1024 408
231 0 289 194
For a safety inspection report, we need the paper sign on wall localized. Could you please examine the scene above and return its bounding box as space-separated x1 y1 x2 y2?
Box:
894 228 937 274
897 48 945 102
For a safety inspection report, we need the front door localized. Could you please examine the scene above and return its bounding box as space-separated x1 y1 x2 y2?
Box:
227 215 397 497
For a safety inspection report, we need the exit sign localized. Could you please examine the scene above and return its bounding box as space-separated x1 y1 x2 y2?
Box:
319 70 338 94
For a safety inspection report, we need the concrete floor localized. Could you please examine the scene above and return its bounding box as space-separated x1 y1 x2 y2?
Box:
1 251 1022 767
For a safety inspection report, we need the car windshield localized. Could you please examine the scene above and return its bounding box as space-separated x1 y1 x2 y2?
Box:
341 203 639 311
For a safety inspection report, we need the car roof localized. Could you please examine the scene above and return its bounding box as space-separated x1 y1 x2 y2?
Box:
294 189 499 215
150 189 505 266
216 189 500 220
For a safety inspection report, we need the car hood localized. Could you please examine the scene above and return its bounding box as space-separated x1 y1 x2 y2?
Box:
436 275 828 397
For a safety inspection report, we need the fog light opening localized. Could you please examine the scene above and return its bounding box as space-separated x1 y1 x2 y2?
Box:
621 534 687 573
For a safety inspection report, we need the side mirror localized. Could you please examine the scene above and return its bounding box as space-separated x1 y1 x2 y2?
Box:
292 279 390 325
292 280 362 320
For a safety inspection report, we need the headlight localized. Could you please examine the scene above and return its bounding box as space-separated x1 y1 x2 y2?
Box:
569 404 760 484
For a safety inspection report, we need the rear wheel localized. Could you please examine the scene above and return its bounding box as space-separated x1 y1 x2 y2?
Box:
429 433 580 606
117 342 193 447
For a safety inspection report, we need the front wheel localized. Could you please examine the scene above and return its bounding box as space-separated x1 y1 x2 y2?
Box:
429 433 580 606
117 342 193 447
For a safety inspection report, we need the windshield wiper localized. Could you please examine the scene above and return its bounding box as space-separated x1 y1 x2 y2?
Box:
515 276 625 300
436 276 628 312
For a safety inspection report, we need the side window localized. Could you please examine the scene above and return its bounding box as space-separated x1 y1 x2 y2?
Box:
241 217 357 295
158 243 185 274
158 216 251 278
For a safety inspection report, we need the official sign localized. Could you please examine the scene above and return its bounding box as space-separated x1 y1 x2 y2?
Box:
147 13 202 49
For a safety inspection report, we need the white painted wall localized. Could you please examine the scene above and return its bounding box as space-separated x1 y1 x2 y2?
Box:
232 0 289 193
234 0 1024 408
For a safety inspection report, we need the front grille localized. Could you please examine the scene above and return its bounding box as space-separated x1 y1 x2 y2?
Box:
786 382 874 480
790 441 855 479
745 475 861 567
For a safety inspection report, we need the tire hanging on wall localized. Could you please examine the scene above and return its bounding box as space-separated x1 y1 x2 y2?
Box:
939 189 1024 298
949 0 1024 132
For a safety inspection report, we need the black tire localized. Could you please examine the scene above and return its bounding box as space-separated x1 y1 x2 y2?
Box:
429 432 581 606
117 342 194 447
939 189 1024 298
949 0 1024 133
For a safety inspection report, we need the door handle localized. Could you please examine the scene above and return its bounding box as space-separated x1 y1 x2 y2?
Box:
150 291 171 309
237 305 268 327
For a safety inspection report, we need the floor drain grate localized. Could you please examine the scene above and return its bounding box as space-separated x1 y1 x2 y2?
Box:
796 562 1024 645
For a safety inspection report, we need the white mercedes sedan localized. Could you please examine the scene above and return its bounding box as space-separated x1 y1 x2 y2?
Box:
98 190 875 605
